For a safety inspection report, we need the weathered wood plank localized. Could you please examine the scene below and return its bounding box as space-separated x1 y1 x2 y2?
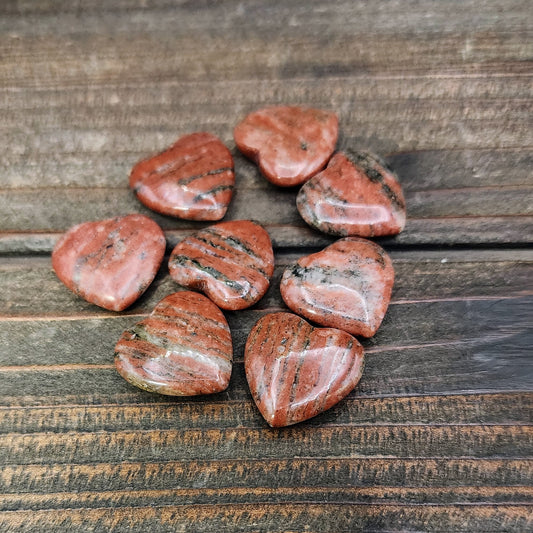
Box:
2 486 532 511
0 393 530 434
2 98 531 134
1 296 531 371
1 0 531 35
2 76 533 113
1 30 532 90
2 457 530 497
1 341 532 407
1 425 532 465
0 502 530 533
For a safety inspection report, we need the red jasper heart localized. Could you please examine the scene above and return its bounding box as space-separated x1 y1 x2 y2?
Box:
280 237 394 337
245 312 364 427
115 291 232 396
297 150 406 237
52 214 166 311
168 220 274 310
234 106 338 187
130 132 234 220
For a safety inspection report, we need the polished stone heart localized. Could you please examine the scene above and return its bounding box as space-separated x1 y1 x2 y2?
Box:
168 220 274 310
297 150 406 237
234 106 338 187
245 312 364 427
115 291 232 396
130 132 234 220
52 214 166 311
280 237 394 337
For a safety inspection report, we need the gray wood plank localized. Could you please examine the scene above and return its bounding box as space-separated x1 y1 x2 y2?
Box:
1 393 530 434
2 424 531 465
2 77 531 112
1 0 531 35
1 31 531 90
1 457 530 495
2 98 530 133
0 503 530 533
1 486 532 511
1 339 532 408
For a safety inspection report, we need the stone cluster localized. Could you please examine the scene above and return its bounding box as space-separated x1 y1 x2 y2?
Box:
51 105 406 427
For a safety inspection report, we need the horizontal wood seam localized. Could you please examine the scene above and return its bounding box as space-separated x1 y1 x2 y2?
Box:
0 501 531 512
2 457 531 470
2 424 531 439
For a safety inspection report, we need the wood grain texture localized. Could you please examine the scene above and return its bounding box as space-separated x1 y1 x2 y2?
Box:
1 0 532 531
0 456 531 493
0 0 531 33
2 486 533 510
1 31 531 86
0 393 530 434
0 503 531 533
4 424 532 465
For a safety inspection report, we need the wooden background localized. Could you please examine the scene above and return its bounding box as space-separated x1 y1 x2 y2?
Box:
0 1 532 531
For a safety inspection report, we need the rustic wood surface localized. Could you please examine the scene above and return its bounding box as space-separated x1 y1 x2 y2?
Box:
0 1 532 531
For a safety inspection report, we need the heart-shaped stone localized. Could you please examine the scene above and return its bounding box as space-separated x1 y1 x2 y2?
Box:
130 132 234 220
297 150 406 237
115 291 232 395
245 312 364 427
52 214 166 311
234 106 338 187
280 237 394 337
168 220 274 310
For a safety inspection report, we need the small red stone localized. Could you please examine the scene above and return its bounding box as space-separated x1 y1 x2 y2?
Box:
280 237 394 337
168 220 274 310
297 150 406 237
52 214 166 311
130 132 234 220
234 106 338 187
115 291 233 396
245 312 364 427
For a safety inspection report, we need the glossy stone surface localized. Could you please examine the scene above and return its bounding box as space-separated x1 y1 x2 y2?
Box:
297 150 406 237
115 291 232 396
52 214 166 311
245 312 364 427
234 106 338 187
168 220 274 310
280 237 394 337
130 132 234 220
